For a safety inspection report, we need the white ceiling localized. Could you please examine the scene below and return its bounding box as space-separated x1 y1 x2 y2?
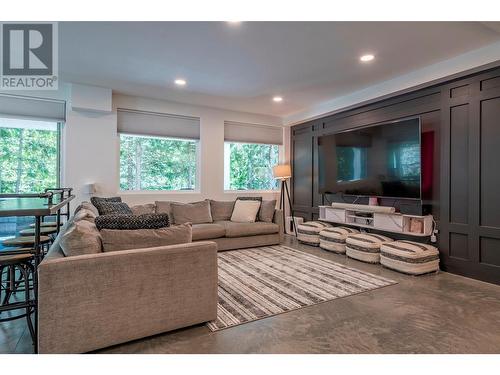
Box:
59 22 500 118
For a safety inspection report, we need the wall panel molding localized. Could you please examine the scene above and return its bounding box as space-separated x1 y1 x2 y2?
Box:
291 64 500 285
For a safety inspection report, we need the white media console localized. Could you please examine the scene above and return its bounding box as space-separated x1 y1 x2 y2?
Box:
318 203 433 237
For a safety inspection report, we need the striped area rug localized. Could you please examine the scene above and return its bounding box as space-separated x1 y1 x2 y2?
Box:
206 245 397 331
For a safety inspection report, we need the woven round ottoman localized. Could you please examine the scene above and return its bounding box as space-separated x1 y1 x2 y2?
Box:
319 227 360 254
297 221 332 246
380 240 440 275
345 233 393 263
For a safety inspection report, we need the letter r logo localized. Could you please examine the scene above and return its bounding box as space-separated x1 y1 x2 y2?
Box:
2 23 53 76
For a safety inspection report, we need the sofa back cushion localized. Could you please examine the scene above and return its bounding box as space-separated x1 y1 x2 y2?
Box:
74 201 99 217
259 200 277 222
130 203 156 215
170 201 213 224
155 200 178 220
73 207 97 223
230 200 261 223
209 200 235 221
100 223 192 252
95 213 169 231
60 220 102 257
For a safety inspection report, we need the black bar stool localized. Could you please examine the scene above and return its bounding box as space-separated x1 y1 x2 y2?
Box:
0 253 36 344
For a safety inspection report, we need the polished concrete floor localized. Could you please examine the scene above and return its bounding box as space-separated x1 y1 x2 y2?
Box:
2 236 500 354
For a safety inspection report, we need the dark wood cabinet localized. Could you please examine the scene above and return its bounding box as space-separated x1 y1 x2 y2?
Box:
290 65 500 285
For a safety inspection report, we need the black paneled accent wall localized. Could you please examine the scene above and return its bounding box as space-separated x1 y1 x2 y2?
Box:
290 65 500 285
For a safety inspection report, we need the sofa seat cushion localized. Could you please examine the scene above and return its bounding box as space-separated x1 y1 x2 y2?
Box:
192 223 226 241
215 220 279 238
100 223 192 252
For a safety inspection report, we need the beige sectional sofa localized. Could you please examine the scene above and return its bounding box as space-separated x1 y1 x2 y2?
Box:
142 199 284 251
38 198 283 353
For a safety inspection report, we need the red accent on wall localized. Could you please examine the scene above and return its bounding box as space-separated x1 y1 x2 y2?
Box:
421 130 434 200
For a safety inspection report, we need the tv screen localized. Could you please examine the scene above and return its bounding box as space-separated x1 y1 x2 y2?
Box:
318 117 421 199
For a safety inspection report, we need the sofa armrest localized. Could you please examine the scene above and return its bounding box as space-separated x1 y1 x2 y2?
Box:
273 209 285 242
38 241 218 353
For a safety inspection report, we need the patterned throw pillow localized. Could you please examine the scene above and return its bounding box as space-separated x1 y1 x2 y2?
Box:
95 213 170 231
94 201 133 216
90 197 127 215
236 196 262 202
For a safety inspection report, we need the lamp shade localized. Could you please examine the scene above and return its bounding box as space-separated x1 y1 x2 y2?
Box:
273 164 292 179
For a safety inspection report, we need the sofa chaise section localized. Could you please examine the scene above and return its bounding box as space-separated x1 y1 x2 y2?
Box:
38 241 218 354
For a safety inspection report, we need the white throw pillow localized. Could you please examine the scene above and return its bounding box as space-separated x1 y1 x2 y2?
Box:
230 200 261 223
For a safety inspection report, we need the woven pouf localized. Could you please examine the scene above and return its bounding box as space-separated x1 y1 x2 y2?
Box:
345 233 393 263
380 240 440 275
319 227 360 254
297 221 332 246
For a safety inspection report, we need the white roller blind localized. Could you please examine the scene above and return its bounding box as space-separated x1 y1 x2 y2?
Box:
117 109 200 140
0 94 66 122
224 121 283 145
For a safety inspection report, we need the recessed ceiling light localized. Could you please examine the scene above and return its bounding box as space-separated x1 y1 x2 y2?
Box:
227 21 242 25
174 79 186 86
273 96 283 102
360 54 375 62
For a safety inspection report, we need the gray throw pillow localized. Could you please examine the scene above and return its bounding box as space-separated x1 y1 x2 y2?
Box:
100 223 192 252
60 220 102 257
170 201 213 224
209 200 235 221
259 200 277 222
95 213 169 231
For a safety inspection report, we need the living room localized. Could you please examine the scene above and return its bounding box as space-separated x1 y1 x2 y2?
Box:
1 1 500 373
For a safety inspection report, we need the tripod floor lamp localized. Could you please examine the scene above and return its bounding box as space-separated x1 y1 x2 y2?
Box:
273 164 297 236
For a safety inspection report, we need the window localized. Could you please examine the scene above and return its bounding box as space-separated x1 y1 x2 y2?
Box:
224 142 280 191
0 117 60 193
119 134 198 191
389 142 421 180
336 146 368 182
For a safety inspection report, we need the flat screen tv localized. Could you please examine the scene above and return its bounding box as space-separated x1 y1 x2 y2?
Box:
318 117 421 199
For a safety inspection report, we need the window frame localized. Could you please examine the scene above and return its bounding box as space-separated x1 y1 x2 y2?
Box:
223 140 282 193
117 132 201 194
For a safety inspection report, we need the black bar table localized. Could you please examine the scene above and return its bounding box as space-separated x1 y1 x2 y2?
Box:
0 192 74 353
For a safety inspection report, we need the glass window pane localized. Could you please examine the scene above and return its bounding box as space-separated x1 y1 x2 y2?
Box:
119 134 198 191
0 117 59 193
224 142 279 190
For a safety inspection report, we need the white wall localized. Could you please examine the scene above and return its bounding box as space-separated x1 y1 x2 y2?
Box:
112 94 284 206
62 109 117 206
1 84 287 210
